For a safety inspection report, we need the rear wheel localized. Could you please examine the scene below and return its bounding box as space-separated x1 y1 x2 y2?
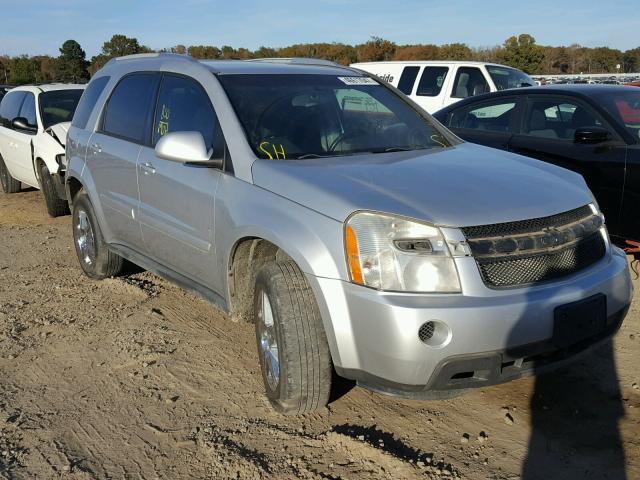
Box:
254 261 332 415
0 154 21 193
39 163 69 217
72 191 124 279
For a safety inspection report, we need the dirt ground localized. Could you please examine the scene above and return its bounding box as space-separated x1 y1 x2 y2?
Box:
0 188 638 480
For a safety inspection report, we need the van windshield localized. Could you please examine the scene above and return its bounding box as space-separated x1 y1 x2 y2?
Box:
217 74 453 160
486 66 535 90
38 89 84 129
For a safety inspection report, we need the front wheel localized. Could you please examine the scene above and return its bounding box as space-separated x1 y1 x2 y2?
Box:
39 163 69 217
254 261 332 415
72 192 124 279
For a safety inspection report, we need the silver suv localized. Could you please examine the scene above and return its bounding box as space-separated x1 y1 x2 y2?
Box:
66 54 632 415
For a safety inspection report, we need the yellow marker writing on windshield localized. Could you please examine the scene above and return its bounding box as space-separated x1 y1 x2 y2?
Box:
273 144 286 159
259 141 274 159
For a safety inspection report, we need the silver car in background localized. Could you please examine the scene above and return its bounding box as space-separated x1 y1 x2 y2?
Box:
65 53 632 415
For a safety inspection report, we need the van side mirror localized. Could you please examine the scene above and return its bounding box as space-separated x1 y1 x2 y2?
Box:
155 131 222 168
11 117 37 133
574 127 612 145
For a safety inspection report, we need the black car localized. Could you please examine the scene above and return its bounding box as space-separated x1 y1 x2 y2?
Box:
433 85 640 246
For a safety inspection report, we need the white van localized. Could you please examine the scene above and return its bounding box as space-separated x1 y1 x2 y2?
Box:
350 61 535 113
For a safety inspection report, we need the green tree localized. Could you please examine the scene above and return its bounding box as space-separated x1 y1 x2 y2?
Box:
589 47 622 73
187 45 221 59
498 34 545 74
622 47 640 73
56 40 89 82
90 34 153 75
439 43 472 60
394 44 440 61
8 56 37 85
356 37 396 62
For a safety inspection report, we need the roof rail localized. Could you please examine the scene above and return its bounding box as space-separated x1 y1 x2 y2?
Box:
104 52 196 68
247 57 342 67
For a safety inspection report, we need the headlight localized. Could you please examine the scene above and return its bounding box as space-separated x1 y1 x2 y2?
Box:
345 211 461 293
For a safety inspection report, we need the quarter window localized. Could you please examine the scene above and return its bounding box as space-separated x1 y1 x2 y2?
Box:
72 76 110 129
416 67 448 97
18 93 37 128
397 66 420 95
152 74 222 158
524 99 603 140
0 91 27 126
102 73 159 143
451 67 489 99
449 99 517 132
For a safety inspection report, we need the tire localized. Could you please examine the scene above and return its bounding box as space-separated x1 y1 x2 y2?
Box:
0 154 21 193
39 163 70 217
72 191 124 279
254 261 332 415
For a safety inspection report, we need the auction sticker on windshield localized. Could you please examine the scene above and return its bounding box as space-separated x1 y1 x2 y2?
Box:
337 77 378 86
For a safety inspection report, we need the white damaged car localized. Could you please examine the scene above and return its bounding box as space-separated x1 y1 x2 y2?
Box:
0 84 84 216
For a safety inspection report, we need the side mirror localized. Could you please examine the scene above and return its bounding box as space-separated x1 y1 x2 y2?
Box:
574 127 612 145
155 131 224 169
11 117 37 133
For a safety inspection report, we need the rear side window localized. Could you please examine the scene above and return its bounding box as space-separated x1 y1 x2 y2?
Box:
152 74 223 158
72 77 110 129
19 93 37 128
397 66 419 95
0 91 27 126
452 67 489 99
102 73 159 143
416 67 449 97
449 99 517 132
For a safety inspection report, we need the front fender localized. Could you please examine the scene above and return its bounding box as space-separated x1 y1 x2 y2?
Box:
33 133 64 175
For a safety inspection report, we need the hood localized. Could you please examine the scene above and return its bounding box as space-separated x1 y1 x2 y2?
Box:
45 121 71 147
252 143 594 228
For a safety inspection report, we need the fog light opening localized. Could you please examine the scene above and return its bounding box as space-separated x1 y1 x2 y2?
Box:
418 320 451 347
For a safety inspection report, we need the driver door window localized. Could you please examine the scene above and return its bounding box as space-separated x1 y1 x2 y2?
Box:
18 93 37 129
152 74 223 158
523 99 604 140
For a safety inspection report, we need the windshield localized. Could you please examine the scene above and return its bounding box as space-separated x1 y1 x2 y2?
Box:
38 89 84 129
486 66 535 90
601 92 640 141
217 74 453 160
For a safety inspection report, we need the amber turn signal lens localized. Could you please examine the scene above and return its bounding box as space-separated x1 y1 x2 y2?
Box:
345 225 364 285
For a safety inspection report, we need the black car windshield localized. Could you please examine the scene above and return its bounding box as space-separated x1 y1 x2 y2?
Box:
486 66 535 90
38 89 84 129
600 91 640 141
217 74 452 160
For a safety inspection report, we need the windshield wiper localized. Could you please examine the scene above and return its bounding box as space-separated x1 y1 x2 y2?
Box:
296 153 335 160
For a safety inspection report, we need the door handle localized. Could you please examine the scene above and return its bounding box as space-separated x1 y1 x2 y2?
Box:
140 162 156 175
91 143 102 153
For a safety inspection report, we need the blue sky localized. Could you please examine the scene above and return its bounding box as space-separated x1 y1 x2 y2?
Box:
1 0 638 57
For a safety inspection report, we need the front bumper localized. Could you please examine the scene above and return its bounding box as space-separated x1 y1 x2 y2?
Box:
308 245 632 396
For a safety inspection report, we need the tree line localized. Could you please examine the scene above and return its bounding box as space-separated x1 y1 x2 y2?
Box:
1 33 639 85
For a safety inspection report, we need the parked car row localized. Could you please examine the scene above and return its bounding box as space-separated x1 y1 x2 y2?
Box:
0 54 633 416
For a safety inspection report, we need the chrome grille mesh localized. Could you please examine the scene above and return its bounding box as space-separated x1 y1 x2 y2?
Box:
463 205 606 288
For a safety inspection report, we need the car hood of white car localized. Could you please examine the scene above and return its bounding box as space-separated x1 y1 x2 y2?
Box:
45 122 71 147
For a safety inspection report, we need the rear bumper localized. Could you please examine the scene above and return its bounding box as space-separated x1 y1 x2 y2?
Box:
308 245 633 394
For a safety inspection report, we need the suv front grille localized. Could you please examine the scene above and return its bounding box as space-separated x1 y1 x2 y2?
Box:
462 205 606 288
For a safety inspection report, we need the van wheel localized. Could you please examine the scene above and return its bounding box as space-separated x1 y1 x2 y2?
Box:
72 191 124 279
39 164 69 217
254 261 332 415
0 154 21 193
